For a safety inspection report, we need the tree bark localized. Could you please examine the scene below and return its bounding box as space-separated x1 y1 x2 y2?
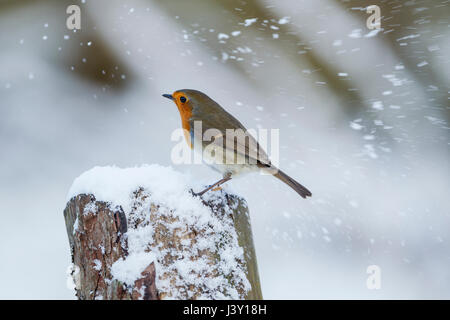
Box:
64 190 262 300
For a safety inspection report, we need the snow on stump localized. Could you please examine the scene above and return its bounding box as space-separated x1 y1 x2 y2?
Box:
64 165 262 300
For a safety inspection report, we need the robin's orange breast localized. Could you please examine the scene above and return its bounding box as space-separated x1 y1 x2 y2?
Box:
176 105 193 149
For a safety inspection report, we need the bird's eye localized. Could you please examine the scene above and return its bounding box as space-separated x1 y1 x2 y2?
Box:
180 96 187 103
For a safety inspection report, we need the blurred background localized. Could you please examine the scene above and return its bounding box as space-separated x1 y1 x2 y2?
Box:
0 0 449 299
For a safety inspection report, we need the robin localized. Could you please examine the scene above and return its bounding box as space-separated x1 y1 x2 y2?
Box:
162 89 311 199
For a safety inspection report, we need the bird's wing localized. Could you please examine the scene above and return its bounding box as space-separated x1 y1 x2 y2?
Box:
204 130 271 165
197 115 271 166
191 99 271 165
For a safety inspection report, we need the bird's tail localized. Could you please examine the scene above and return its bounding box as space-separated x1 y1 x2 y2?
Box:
273 169 312 199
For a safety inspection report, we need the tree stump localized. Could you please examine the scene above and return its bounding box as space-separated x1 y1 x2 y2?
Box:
64 185 262 300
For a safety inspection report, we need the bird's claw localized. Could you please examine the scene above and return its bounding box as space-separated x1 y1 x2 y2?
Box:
189 188 200 197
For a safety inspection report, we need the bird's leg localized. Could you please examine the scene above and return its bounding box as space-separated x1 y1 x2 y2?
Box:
192 175 232 197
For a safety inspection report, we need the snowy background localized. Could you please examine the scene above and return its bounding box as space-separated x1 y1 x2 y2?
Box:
0 0 449 299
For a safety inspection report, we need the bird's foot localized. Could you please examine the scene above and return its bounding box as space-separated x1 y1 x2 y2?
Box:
190 185 219 197
189 188 201 197
190 176 232 198
190 188 211 197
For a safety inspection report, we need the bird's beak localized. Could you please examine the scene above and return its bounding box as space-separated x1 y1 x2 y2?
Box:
162 93 174 101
